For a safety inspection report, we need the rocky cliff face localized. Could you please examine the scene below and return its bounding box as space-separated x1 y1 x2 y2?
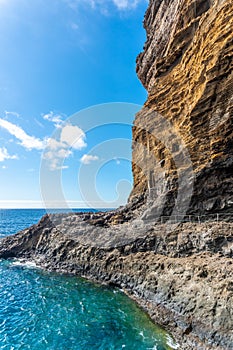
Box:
131 0 233 217
0 2 232 350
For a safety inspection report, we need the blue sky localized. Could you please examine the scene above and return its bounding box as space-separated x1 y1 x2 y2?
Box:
0 0 148 209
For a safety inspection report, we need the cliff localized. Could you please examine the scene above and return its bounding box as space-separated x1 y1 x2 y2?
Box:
0 1 233 349
131 0 233 218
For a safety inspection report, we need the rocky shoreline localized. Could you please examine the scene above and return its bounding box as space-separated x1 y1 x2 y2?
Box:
0 211 232 349
1 0 232 348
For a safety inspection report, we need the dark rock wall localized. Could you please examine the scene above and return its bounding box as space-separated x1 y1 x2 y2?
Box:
131 0 233 216
0 2 233 350
0 214 232 349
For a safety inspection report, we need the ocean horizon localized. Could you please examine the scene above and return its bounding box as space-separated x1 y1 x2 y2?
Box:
0 209 175 350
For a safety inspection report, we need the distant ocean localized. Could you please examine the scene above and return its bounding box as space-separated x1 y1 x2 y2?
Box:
0 209 176 350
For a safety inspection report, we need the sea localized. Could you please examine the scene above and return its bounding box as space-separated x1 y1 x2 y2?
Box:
0 209 178 350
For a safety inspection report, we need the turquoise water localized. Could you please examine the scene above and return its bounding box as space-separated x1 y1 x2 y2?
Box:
0 210 176 350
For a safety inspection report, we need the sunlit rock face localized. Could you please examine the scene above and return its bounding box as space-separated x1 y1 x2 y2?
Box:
130 0 233 216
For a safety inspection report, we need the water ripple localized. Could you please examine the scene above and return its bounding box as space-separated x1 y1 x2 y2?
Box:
0 209 178 350
0 260 176 350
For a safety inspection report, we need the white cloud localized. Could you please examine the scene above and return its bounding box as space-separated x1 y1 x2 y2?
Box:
80 154 99 164
0 118 45 150
46 138 65 150
5 111 20 119
60 124 87 150
34 118 45 128
0 112 87 171
42 111 64 128
43 139 71 170
66 0 147 12
45 148 72 160
43 124 87 170
70 22 79 30
112 0 141 9
57 148 73 158
46 157 69 171
0 147 17 162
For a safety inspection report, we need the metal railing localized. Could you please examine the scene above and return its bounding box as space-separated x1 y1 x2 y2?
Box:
158 213 233 224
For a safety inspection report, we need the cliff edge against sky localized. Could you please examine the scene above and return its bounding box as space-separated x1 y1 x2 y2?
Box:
131 0 233 217
0 1 232 350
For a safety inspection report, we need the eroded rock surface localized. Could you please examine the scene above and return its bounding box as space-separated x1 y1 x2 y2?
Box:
131 0 233 216
0 213 233 349
0 1 232 349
